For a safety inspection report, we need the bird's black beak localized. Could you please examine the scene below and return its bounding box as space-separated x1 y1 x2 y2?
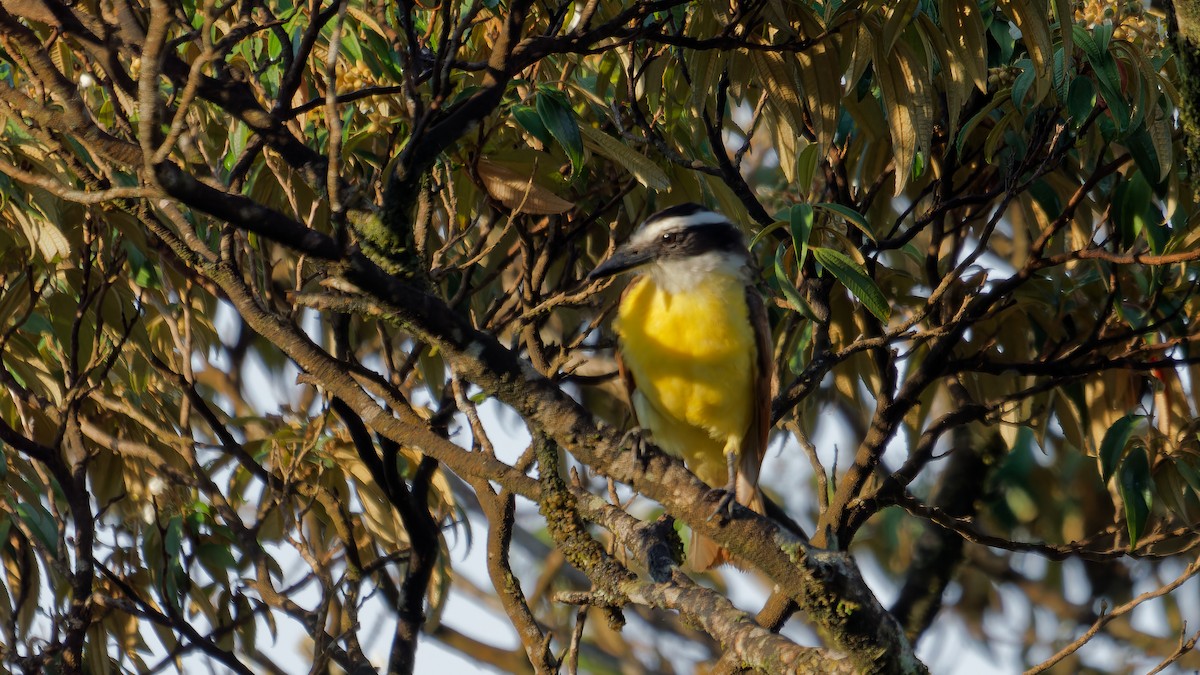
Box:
586 244 656 281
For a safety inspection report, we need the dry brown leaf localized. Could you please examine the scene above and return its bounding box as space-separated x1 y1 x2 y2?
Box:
477 160 575 215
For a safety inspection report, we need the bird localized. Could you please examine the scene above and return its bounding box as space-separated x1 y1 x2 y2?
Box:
588 203 773 570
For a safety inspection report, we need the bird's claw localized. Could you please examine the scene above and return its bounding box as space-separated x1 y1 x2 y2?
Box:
707 452 740 521
707 488 737 523
620 426 652 466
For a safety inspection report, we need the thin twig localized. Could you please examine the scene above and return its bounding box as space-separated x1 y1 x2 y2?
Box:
1025 557 1200 674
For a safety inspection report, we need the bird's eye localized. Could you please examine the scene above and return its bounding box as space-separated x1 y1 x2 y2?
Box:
662 232 679 244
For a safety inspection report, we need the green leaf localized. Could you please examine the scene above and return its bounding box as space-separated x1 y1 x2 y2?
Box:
1093 57 1130 130
1125 123 1168 193
955 90 1010 156
142 522 163 586
449 84 484 106
1012 60 1035 108
6 364 26 389
1066 76 1095 125
417 348 446 400
787 320 813 374
750 219 789 248
338 31 362 62
989 13 1016 62
124 242 162 289
1071 25 1127 129
1052 45 1069 101
512 104 552 145
796 143 820 193
15 502 56 550
163 515 186 608
20 312 52 335
1071 23 1102 63
164 515 183 563
1174 457 1200 495
1092 21 1113 52
1144 213 1168 255
266 31 282 61
1029 180 1062 222
1118 445 1153 549
983 108 1020 163
197 543 237 583
363 31 403 80
811 247 891 321
814 202 874 241
773 243 817 320
535 89 584 177
1113 170 1151 250
789 203 814 266
1099 413 1145 482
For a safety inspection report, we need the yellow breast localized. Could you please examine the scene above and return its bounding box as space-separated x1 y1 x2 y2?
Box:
614 274 756 483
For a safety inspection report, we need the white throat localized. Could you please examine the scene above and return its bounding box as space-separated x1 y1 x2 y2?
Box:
644 251 750 294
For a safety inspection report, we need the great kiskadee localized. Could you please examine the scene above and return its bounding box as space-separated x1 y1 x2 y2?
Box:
588 203 773 570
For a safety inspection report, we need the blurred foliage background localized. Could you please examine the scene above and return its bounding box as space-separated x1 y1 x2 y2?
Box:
1 0 1200 672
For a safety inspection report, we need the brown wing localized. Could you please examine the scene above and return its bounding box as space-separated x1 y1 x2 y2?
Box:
615 347 638 424
735 287 774 514
614 281 640 426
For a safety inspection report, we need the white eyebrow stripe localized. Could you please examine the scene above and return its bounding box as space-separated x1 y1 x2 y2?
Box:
633 211 732 244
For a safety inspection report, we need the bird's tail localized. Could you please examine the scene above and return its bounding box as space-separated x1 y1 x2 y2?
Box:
688 488 765 571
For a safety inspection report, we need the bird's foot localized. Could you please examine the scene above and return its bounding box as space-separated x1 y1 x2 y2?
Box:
620 426 652 466
707 487 737 523
707 452 740 522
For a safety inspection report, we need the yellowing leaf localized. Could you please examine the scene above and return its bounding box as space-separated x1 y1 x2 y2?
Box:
796 34 842 152
346 5 388 39
690 50 726 112
846 20 876 92
918 13 970 137
1147 101 1173 183
880 0 919 56
941 0 989 92
796 142 820 195
13 208 72 262
1084 371 1139 456
843 92 887 141
984 107 1021 163
771 115 801 183
876 38 933 195
750 49 806 140
1052 0 1073 72
578 124 670 191
328 443 407 549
